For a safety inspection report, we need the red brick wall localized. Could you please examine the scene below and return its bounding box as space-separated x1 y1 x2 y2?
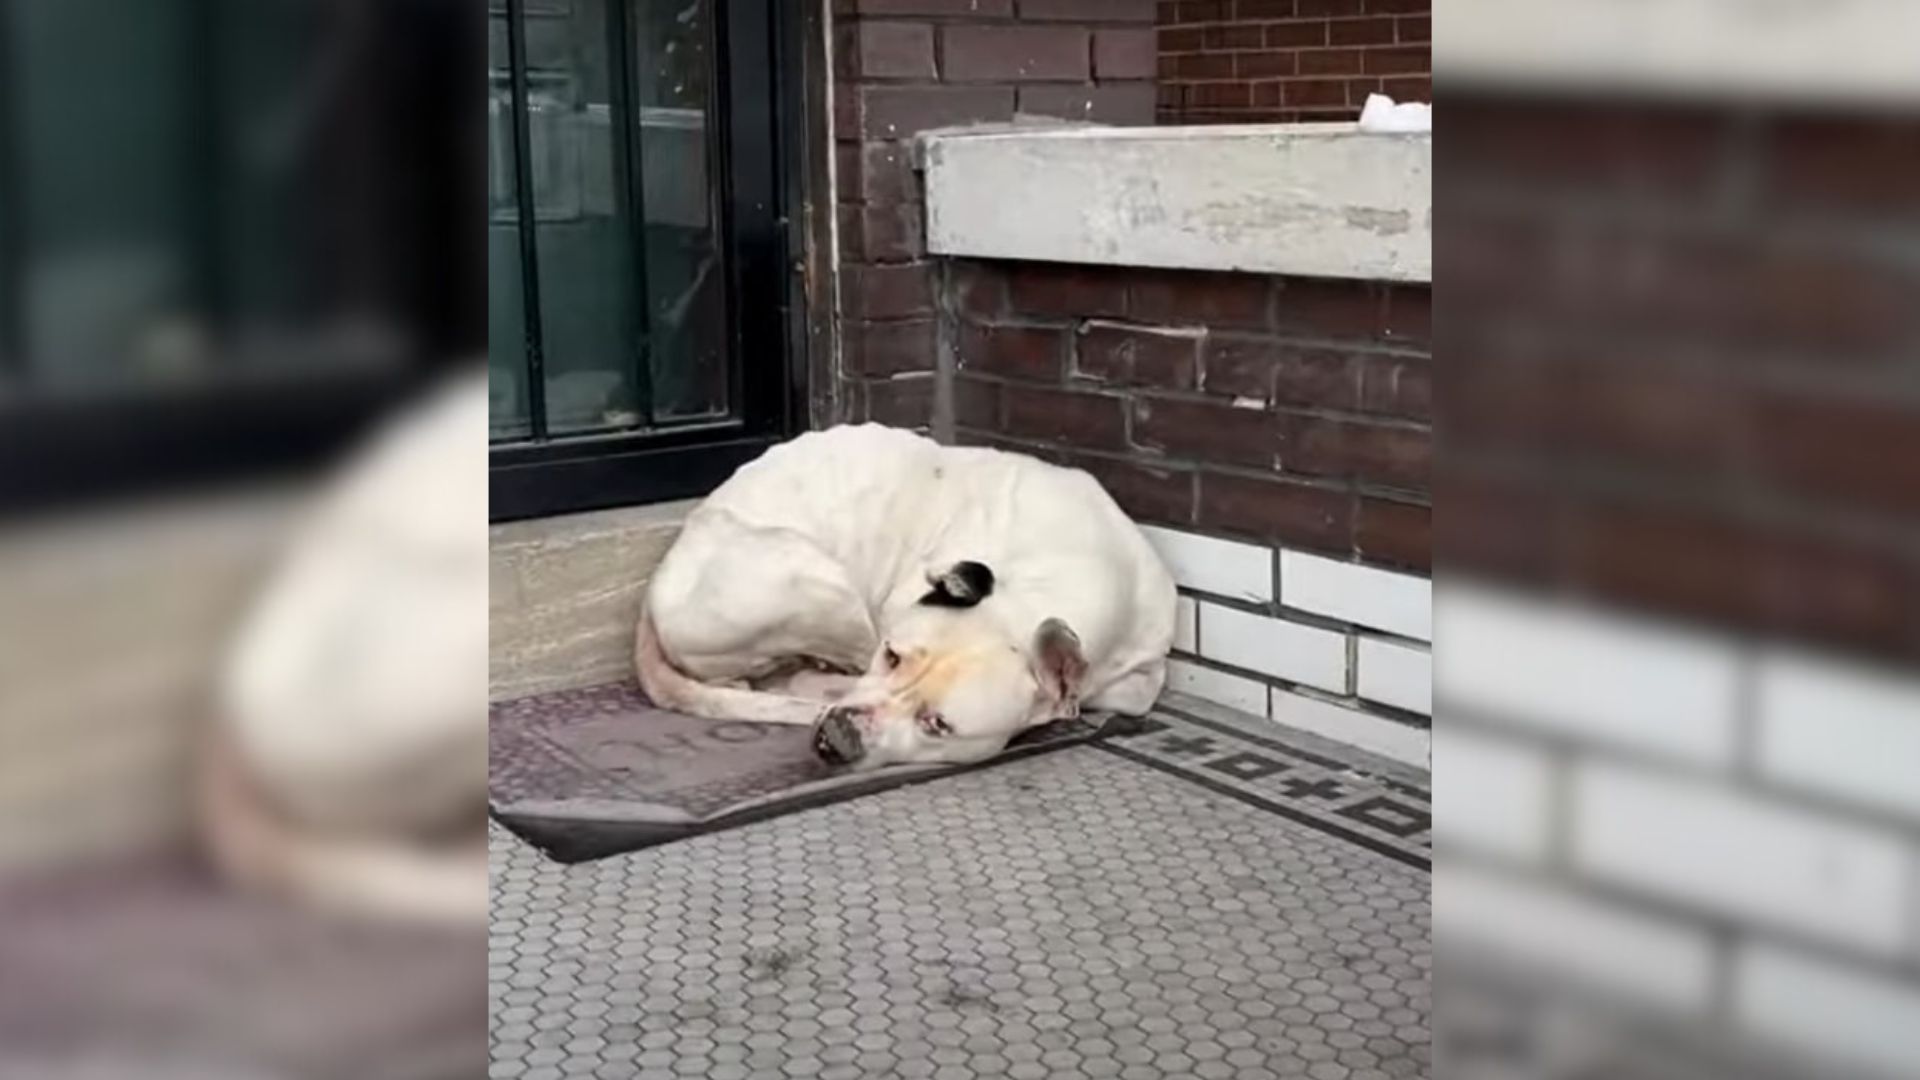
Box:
832 0 1160 430
1157 0 1431 125
1447 97 1920 658
948 261 1433 572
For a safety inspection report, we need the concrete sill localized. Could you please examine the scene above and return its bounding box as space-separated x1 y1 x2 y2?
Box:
921 122 1431 283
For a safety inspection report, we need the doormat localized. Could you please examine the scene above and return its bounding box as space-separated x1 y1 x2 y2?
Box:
488 681 1110 863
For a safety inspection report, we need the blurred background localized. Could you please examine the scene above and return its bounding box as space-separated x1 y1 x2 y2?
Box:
1436 2 1920 1079
0 0 485 1077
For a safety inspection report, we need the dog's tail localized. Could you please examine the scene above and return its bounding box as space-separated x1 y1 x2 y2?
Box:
634 609 822 726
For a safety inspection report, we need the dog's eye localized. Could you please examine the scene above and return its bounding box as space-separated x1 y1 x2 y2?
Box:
883 646 901 670
917 709 952 737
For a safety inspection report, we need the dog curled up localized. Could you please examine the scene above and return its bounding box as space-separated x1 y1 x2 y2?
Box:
636 424 1178 770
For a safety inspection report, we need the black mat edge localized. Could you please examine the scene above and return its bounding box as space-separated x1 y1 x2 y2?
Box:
490 716 1143 864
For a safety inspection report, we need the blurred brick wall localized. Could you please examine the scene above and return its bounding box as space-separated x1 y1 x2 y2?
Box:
1157 0 1431 125
832 0 1160 429
1445 98 1920 660
947 261 1433 573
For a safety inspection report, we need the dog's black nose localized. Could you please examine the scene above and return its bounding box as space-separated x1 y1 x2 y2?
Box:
813 708 864 764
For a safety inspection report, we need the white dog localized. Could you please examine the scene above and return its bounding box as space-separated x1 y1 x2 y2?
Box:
636 425 1177 769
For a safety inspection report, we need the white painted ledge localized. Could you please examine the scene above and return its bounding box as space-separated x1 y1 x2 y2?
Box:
1439 0 1920 105
921 123 1431 283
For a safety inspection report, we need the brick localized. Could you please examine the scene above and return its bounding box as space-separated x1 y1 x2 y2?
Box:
1356 355 1429 421
1382 75 1430 102
1235 52 1297 79
1132 396 1278 469
1298 48 1365 76
1266 20 1328 47
1758 650 1920 828
1170 53 1235 79
1736 945 1920 1079
1203 24 1266 50
1440 865 1716 1011
1298 0 1364 12
1282 549 1430 640
1176 0 1229 19
1130 270 1272 328
841 262 932 319
1237 0 1297 16
1198 472 1353 554
1065 453 1195 526
847 319 936 376
1074 322 1200 390
1203 338 1357 409
1199 602 1347 692
1760 532 1917 656
1355 496 1428 572
958 322 1067 381
942 25 1090 83
1272 688 1428 768
1282 78 1350 108
1431 729 1553 863
953 375 1002 430
847 22 936 79
1002 384 1128 450
1328 16 1397 45
863 376 936 427
859 202 925 262
1281 414 1429 490
1094 29 1157 79
949 261 1005 320
1008 263 1128 318
860 85 1014 139
1362 45 1430 74
1020 0 1156 19
1187 83 1252 108
1436 586 1740 767
1766 117 1920 216
1383 284 1430 344
1160 27 1205 52
1430 471 1547 580
1396 14 1430 42
1018 84 1157 125
1355 636 1430 714
855 0 1012 13
1346 76 1384 102
1272 277 1385 340
1140 524 1275 602
1573 761 1908 952
1752 393 1920 516
1166 658 1268 715
857 141 920 203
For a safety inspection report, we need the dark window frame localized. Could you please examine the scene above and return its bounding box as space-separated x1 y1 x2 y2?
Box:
486 0 809 522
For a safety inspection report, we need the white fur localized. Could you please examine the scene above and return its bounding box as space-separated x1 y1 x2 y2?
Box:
640 425 1177 750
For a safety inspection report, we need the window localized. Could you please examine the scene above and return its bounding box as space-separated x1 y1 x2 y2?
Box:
487 0 799 521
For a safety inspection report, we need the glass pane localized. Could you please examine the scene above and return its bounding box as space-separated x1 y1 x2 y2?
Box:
487 12 532 440
633 0 725 422
486 0 726 440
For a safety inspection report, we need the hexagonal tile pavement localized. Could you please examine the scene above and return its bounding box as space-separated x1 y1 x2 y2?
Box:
492 730 1429 1079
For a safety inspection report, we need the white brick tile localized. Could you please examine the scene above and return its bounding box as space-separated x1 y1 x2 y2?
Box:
1735 943 1920 1080
1281 549 1431 641
1172 595 1197 654
1198 603 1347 694
1572 762 1909 953
1435 584 1740 768
1435 863 1715 1011
1270 688 1430 770
1431 726 1553 862
1356 636 1431 716
1758 648 1920 827
1140 526 1273 603
1164 658 1268 717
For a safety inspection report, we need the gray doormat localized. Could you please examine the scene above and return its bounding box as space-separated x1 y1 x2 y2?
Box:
488 681 1112 863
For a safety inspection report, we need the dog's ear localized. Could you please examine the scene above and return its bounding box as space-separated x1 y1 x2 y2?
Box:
919 561 995 608
1031 617 1088 717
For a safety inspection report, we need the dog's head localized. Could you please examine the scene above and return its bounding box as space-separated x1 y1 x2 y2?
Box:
811 569 1087 770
